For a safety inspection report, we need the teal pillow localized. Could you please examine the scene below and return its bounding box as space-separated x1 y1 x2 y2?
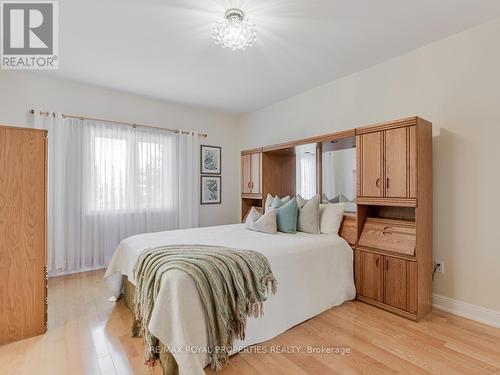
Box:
271 196 285 209
272 197 298 233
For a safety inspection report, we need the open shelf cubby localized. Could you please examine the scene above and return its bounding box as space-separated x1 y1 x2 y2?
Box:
360 205 415 222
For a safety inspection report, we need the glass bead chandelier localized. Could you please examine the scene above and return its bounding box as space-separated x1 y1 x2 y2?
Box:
213 9 257 51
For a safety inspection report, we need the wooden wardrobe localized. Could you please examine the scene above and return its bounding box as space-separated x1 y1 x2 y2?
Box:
0 125 48 344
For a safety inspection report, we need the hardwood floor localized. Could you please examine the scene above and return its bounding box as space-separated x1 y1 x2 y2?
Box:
1 270 499 375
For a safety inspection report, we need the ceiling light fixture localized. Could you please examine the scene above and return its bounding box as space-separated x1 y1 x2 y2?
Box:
213 9 257 51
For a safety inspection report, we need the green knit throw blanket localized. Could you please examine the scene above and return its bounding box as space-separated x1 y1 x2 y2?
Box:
133 245 277 371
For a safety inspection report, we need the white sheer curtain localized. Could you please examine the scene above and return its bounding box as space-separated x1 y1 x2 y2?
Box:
296 151 317 199
34 112 199 274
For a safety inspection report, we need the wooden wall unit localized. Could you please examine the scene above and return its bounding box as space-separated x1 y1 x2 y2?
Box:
240 147 296 220
0 125 48 344
355 117 432 321
240 116 432 321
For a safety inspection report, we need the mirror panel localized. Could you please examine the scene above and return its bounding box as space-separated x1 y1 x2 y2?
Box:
322 137 357 212
295 143 317 199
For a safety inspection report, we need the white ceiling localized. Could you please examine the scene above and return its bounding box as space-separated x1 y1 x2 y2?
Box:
45 0 500 113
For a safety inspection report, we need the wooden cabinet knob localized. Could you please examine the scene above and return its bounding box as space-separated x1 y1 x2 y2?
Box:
382 226 393 236
375 258 380 268
386 178 390 189
376 178 380 188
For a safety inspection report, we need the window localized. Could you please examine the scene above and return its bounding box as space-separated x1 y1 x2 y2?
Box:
91 136 128 211
89 128 175 212
137 140 165 209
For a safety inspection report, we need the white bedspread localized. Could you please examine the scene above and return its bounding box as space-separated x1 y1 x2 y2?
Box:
105 224 356 375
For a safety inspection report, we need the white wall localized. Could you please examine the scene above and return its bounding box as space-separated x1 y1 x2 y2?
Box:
239 17 500 312
0 71 241 227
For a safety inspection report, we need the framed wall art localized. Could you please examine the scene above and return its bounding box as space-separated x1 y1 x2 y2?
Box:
200 145 221 174
200 175 221 204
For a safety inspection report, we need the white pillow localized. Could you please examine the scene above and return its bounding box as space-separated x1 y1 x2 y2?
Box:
245 207 262 224
296 194 320 234
264 194 274 213
296 194 306 208
319 203 345 234
246 210 277 234
265 194 291 213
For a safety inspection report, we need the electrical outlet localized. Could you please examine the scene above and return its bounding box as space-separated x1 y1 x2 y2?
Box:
435 261 445 274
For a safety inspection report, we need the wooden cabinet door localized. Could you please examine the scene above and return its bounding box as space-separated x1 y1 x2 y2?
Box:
241 154 252 194
384 257 407 311
384 127 408 198
361 252 383 302
250 152 261 194
359 132 383 197
354 250 362 295
407 261 418 314
0 128 47 344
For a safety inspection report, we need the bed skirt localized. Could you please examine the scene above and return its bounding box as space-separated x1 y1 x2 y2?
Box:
123 277 179 375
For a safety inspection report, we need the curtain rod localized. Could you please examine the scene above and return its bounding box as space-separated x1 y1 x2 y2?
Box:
29 109 208 138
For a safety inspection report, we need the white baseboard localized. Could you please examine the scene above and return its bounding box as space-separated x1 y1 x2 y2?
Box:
433 294 500 328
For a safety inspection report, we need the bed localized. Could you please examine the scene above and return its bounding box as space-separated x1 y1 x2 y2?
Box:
105 223 356 375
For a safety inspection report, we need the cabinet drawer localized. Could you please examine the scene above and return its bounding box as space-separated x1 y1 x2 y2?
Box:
339 215 356 245
358 218 416 256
